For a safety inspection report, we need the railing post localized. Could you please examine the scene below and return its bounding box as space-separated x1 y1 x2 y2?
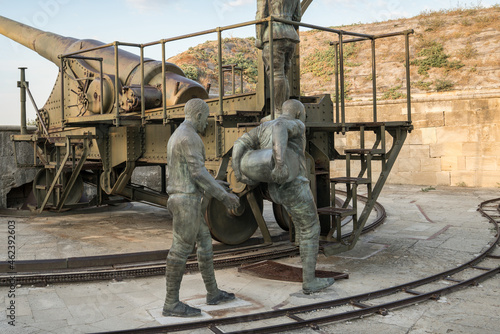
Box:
338 31 345 132
333 42 339 124
18 67 27 135
60 58 65 126
269 16 275 120
140 45 146 125
162 40 167 124
114 42 120 127
99 59 104 114
371 38 377 122
217 27 224 116
405 31 412 124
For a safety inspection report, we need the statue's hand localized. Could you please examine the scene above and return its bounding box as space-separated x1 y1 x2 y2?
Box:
216 180 231 191
271 163 289 184
223 192 240 211
234 170 258 186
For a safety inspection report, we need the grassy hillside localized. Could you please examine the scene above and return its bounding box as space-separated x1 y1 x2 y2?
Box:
169 5 500 101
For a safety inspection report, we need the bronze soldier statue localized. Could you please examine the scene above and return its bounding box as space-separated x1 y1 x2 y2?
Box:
232 99 335 294
256 0 301 116
163 98 240 317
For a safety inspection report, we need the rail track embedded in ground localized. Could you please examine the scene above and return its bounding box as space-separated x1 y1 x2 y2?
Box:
0 192 385 286
98 198 500 334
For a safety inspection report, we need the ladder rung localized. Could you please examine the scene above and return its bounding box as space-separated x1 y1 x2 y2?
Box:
317 207 356 217
54 142 66 147
331 177 371 184
35 185 47 190
345 149 375 154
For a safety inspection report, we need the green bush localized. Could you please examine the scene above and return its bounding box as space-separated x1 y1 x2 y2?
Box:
435 78 454 91
180 64 200 81
411 41 464 76
380 85 406 100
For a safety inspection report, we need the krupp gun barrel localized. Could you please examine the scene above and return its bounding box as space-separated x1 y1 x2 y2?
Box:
0 15 208 112
0 15 78 65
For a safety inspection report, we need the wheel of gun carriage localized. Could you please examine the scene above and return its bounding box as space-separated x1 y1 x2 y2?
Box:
205 188 263 245
33 169 84 208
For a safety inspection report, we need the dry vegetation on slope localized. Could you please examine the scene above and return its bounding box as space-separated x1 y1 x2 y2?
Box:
169 5 500 101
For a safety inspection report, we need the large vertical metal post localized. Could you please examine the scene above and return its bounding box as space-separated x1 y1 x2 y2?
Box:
60 58 65 125
18 67 27 135
334 43 339 124
99 60 104 114
140 45 146 125
114 42 120 127
405 31 412 123
162 41 167 124
371 38 377 122
216 28 224 158
217 28 224 116
269 16 275 120
338 32 345 131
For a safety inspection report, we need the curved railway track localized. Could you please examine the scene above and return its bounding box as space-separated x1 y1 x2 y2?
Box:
98 198 500 334
0 192 385 286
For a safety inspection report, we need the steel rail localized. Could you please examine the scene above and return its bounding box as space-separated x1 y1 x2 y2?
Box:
0 192 385 286
99 198 500 334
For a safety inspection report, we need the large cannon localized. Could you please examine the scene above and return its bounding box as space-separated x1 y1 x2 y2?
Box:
2 7 414 254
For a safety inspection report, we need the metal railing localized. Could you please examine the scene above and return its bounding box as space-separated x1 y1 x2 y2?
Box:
56 15 413 150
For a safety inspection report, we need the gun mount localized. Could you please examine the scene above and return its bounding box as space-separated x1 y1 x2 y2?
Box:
4 5 414 255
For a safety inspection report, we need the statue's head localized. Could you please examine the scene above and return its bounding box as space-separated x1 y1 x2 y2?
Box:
282 99 305 123
185 98 210 134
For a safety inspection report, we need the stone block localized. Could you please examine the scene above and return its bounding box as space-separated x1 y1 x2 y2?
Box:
450 171 476 187
409 172 437 186
387 171 411 185
429 142 463 158
441 156 457 171
408 129 423 145
436 126 469 144
420 128 437 145
462 142 481 157
457 156 466 170
466 157 498 171
436 171 451 186
409 145 430 159
397 157 422 172
421 158 441 172
475 171 500 188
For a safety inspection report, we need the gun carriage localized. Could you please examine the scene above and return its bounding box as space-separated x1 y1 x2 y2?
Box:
2 0 413 255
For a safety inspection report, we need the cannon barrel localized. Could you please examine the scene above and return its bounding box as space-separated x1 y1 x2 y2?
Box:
0 15 208 113
0 15 78 65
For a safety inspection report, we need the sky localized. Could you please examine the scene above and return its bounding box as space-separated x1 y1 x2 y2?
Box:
0 0 497 125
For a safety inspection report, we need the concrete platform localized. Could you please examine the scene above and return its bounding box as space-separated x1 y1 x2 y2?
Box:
1 185 500 333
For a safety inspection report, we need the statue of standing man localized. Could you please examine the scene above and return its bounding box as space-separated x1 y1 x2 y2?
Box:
256 0 301 116
163 98 240 317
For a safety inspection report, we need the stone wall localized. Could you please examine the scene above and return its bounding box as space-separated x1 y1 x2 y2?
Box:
331 91 500 187
0 126 37 208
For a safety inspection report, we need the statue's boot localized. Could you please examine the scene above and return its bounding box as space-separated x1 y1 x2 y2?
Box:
163 257 201 317
301 242 335 294
198 252 235 305
162 301 201 317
